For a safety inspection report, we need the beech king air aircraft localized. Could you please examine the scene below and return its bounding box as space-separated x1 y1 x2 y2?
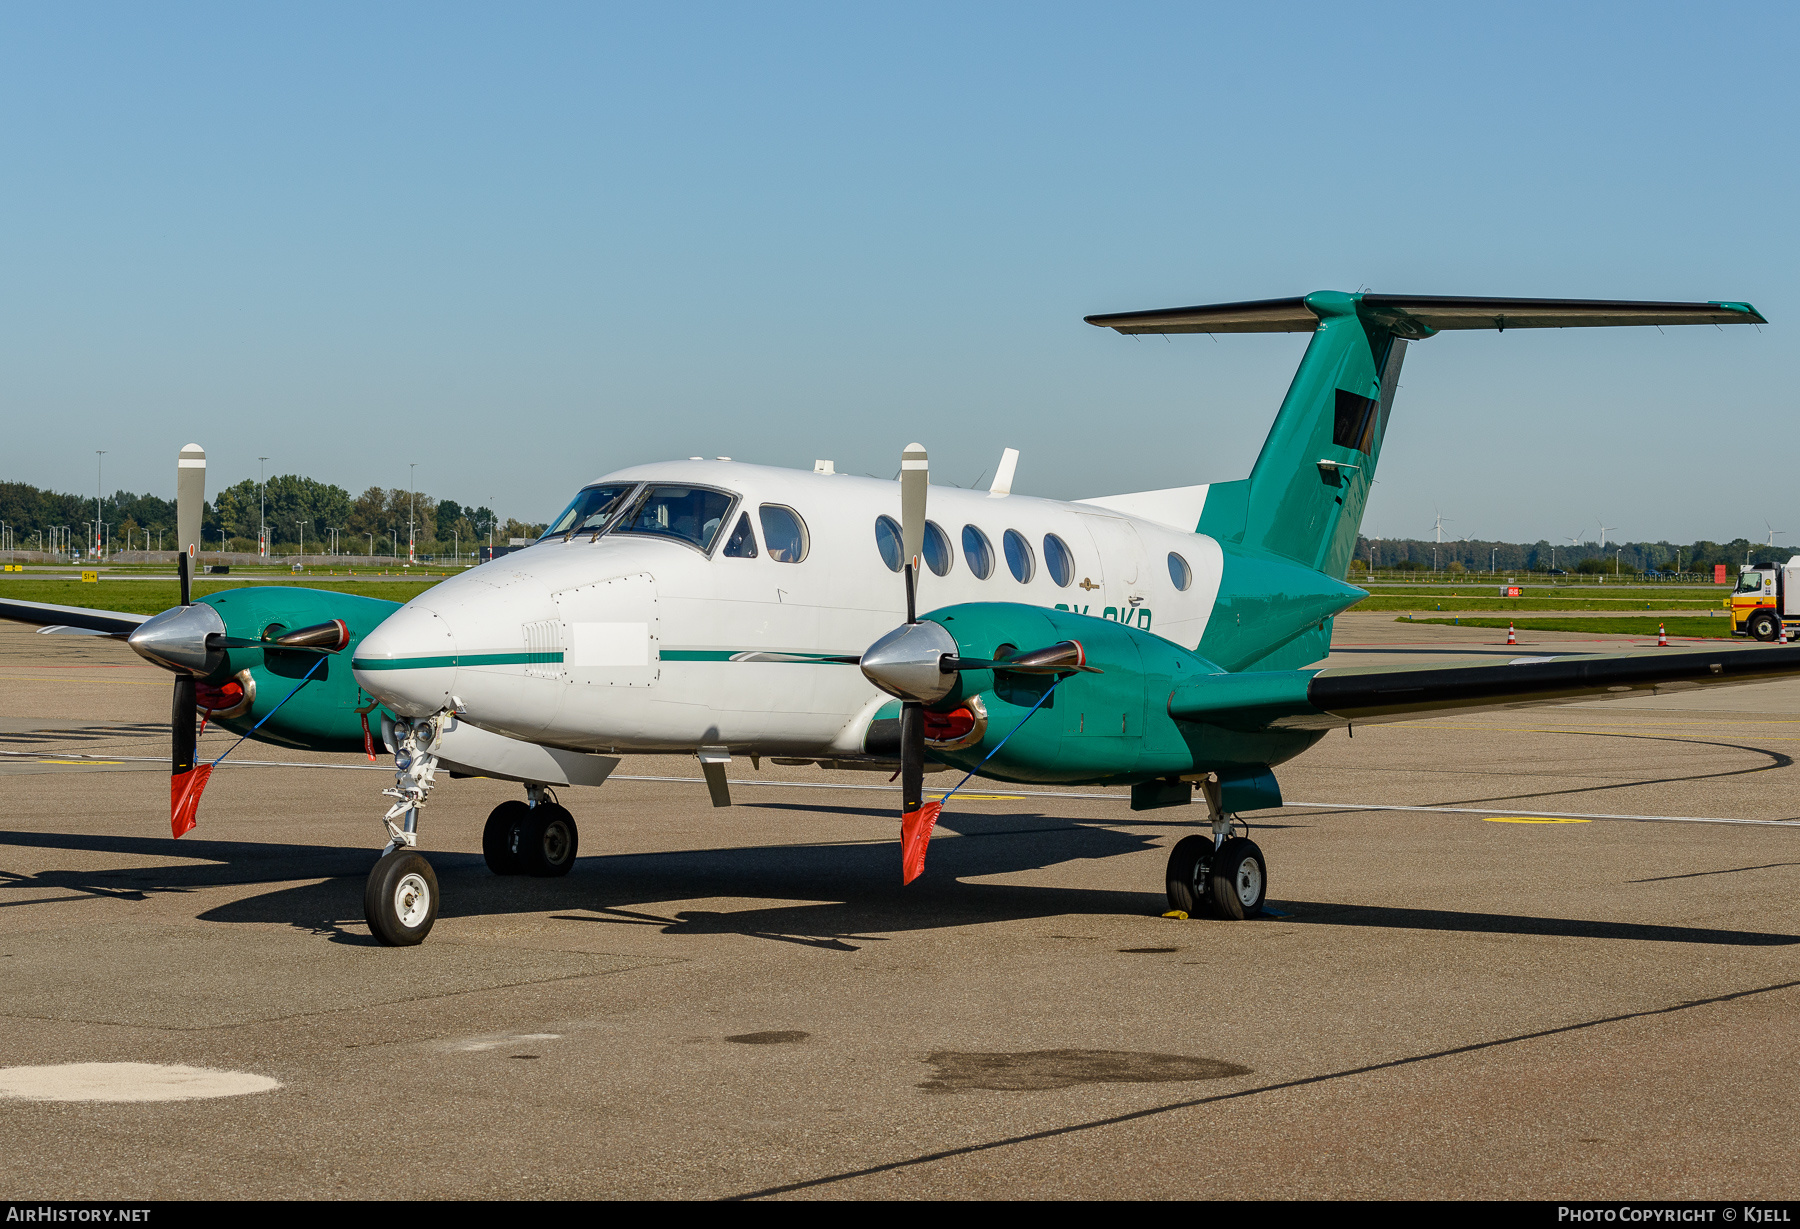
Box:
4 291 1788 948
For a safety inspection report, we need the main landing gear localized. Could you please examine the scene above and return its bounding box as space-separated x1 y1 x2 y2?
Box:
363 715 585 946
1165 777 1267 920
482 786 579 878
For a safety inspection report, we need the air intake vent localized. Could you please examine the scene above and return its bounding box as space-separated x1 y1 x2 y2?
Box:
523 620 562 679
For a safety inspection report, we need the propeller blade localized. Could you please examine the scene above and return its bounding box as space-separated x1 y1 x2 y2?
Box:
900 443 927 624
170 673 207 838
898 698 940 885
177 443 204 606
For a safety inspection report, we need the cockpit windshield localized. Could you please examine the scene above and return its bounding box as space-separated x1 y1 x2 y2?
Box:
540 483 640 541
613 485 736 553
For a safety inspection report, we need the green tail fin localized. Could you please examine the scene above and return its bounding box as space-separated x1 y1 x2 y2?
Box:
1195 292 1404 579
1085 288 1768 670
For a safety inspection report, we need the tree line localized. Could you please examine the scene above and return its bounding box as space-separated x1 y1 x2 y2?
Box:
0 476 548 557
1354 536 1782 575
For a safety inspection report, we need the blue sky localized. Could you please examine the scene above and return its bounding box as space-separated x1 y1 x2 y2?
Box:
2 3 1792 543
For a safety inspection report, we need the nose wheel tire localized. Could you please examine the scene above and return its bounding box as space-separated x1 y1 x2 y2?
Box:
365 848 439 946
519 804 579 878
1165 834 1214 916
1207 837 1266 920
482 801 531 875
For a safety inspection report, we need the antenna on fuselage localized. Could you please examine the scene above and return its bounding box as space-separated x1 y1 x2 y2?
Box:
988 448 1019 498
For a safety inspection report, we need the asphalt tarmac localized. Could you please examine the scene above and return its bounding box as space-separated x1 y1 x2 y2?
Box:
0 612 1796 1200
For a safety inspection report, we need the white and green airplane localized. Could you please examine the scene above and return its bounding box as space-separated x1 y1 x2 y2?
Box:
8 292 1787 947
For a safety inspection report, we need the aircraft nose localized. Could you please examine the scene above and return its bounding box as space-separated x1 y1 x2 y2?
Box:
351 603 459 718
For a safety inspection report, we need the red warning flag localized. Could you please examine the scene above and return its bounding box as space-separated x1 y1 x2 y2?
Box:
171 764 213 838
901 799 943 885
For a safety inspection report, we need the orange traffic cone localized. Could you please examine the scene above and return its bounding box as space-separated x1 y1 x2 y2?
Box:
1782 623 1790 645
1506 622 1516 645
1658 623 1669 647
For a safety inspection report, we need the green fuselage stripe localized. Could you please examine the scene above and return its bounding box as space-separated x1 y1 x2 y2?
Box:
661 650 853 662
352 652 554 670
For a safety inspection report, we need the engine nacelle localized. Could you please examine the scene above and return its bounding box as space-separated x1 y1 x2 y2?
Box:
890 602 1324 787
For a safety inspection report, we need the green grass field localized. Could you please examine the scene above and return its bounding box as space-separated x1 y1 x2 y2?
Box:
0 577 445 615
1399 615 1734 639
1354 595 1725 612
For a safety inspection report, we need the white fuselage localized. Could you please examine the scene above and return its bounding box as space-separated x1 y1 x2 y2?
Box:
352 460 1224 755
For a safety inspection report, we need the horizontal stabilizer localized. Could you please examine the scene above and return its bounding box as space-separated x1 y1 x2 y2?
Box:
1086 293 1766 337
0 598 149 638
1171 646 1800 731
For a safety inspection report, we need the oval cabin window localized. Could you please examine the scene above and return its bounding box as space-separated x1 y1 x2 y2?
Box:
1043 534 1075 587
962 526 994 579
875 515 903 572
922 521 953 576
1003 529 1034 583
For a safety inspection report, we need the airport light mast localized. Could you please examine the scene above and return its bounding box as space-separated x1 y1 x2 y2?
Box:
94 451 105 559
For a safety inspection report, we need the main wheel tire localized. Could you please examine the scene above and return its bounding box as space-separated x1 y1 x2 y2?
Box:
482 800 531 875
365 848 439 946
1749 610 1781 642
1207 837 1267 920
1165 834 1214 916
519 804 579 878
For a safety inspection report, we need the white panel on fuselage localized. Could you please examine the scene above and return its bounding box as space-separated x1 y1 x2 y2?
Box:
555 573 657 687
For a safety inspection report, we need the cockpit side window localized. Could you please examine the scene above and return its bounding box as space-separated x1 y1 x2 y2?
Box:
540 483 639 541
723 513 758 558
614 485 737 553
758 505 809 563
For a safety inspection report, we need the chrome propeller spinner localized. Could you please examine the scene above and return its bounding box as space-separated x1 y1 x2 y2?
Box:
127 602 227 677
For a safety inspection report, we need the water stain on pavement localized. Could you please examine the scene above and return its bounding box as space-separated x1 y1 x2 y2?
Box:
726 1030 809 1045
918 1048 1251 1093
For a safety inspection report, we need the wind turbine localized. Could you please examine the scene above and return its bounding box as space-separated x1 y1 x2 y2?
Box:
1432 508 1453 543
1597 521 1616 550
1764 520 1785 547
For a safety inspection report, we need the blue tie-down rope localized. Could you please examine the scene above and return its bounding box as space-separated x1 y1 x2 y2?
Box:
933 676 1063 808
206 654 326 769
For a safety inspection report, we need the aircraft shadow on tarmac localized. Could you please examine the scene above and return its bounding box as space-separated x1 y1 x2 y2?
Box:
2 818 1795 951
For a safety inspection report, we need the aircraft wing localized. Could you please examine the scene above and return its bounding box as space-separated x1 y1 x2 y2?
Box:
1169 646 1800 732
0 597 150 638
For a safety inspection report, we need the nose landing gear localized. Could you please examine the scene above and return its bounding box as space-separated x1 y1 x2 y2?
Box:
1164 777 1267 920
365 713 446 946
364 713 586 945
365 849 439 946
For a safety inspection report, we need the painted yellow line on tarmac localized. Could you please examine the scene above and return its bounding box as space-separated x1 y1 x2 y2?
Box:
38 759 124 765
933 793 1025 802
1483 816 1591 824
